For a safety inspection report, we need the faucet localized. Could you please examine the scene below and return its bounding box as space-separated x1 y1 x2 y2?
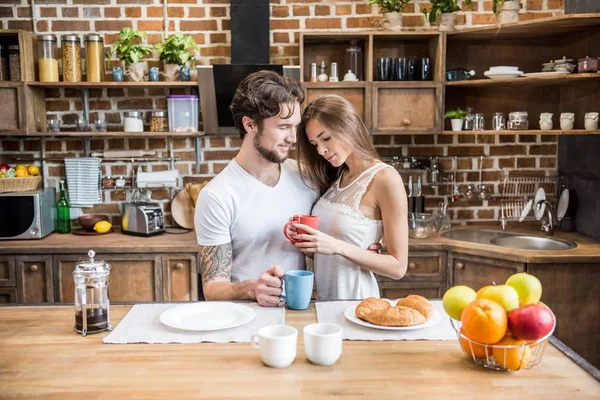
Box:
535 200 554 236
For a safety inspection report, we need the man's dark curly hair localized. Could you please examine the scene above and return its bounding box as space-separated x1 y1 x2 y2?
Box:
230 70 305 139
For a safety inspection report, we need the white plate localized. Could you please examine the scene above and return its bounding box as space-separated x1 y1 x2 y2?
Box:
484 71 524 79
519 199 533 222
159 302 256 331
344 301 441 331
557 188 569 221
534 187 546 220
489 66 519 72
521 71 569 78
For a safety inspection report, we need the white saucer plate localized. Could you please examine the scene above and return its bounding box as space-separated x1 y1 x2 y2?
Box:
159 302 256 331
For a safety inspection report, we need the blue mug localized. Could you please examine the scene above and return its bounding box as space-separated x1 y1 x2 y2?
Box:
148 67 160 82
280 270 313 310
112 66 124 82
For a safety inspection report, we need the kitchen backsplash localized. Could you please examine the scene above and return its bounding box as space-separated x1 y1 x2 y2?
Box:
0 0 564 226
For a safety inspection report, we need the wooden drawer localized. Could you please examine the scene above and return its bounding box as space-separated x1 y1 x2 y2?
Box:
378 281 447 300
54 253 162 303
0 287 17 303
0 255 16 287
162 254 198 302
377 251 447 283
450 252 525 289
16 255 53 303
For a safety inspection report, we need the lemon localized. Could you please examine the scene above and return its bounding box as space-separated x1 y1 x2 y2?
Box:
27 165 39 176
93 220 112 234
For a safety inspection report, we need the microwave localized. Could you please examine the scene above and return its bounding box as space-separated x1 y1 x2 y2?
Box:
0 188 56 240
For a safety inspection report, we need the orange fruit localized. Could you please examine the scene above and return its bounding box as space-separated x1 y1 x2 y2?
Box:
492 334 532 370
27 165 39 176
15 168 28 178
459 327 489 358
461 298 507 344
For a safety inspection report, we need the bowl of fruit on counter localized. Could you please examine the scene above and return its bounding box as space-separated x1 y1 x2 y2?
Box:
0 164 42 193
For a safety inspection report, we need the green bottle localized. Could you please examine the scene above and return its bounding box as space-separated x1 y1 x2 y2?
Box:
56 180 71 234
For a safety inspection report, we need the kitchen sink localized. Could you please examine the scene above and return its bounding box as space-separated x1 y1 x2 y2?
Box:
440 229 577 251
491 235 577 251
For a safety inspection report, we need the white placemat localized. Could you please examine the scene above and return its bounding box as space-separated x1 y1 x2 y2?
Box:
316 300 456 341
103 303 284 344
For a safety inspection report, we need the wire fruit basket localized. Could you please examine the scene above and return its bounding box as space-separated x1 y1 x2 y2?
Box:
450 315 556 372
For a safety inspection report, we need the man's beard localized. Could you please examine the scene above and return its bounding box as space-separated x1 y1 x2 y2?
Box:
253 127 288 164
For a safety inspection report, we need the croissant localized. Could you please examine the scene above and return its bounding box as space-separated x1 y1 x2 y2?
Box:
365 306 427 327
355 297 390 320
396 295 434 320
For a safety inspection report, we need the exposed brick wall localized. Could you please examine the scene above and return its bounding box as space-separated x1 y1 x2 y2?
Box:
0 0 564 226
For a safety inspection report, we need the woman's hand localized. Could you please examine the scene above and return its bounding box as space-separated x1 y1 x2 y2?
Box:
291 223 343 256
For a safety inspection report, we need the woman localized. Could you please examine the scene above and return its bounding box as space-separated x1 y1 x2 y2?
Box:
289 94 408 301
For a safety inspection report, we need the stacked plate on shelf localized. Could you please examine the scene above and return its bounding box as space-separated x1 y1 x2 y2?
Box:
483 66 524 79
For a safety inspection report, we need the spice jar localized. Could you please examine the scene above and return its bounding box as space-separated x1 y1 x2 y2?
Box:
8 45 20 82
150 111 168 132
0 45 8 81
507 111 529 130
124 111 144 132
61 35 81 82
73 250 112 336
38 35 59 82
85 35 105 82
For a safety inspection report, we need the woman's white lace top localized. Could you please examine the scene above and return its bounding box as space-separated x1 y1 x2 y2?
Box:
312 163 393 300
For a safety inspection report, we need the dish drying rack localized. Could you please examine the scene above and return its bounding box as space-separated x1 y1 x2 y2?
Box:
499 172 562 230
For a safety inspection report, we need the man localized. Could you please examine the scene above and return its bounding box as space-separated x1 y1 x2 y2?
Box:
194 70 317 306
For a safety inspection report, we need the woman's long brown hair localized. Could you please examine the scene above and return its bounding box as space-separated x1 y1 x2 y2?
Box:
297 95 380 195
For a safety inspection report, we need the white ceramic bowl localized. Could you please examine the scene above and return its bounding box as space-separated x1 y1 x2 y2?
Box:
489 66 519 72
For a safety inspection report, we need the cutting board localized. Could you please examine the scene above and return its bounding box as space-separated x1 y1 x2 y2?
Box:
171 190 194 230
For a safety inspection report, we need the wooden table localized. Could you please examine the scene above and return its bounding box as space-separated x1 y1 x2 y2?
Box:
1 305 599 399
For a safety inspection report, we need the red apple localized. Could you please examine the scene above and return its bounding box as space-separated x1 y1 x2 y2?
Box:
508 304 554 341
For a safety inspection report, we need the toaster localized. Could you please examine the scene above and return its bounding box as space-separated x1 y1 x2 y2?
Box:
121 202 165 237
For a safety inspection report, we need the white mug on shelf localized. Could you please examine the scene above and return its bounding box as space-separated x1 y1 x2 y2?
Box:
584 112 599 131
251 325 297 368
539 112 553 130
560 113 575 131
303 323 343 366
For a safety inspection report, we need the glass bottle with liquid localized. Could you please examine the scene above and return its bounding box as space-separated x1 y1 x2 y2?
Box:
56 180 71 234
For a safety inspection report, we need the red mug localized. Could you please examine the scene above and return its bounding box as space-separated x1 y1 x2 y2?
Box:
283 215 320 243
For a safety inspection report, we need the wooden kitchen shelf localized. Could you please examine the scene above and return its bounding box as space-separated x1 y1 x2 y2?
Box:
442 130 600 135
301 81 368 89
445 73 600 87
27 131 204 137
26 81 198 89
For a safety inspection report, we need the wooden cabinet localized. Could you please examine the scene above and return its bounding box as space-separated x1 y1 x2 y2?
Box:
54 253 162 303
303 82 371 129
450 252 525 288
0 287 17 303
376 251 448 299
162 254 198 302
528 262 600 369
0 255 16 287
16 255 53 303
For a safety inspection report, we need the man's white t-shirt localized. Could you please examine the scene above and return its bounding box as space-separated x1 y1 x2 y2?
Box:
195 159 318 283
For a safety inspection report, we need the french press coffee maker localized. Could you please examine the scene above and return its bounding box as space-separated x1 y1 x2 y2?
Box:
73 250 112 336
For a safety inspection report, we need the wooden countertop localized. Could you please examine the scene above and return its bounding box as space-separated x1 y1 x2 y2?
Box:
1 224 599 263
0 228 200 254
0 304 598 399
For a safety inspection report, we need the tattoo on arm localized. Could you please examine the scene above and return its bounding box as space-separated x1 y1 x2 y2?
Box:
199 243 233 285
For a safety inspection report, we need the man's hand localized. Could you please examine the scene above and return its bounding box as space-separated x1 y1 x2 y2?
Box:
255 266 285 307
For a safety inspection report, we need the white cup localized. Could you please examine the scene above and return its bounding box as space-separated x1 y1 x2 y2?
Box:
303 323 343 366
251 325 297 368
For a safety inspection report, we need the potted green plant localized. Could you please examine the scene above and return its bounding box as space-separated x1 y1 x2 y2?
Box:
153 34 199 82
445 107 467 131
423 0 473 32
493 0 521 24
107 28 152 82
368 0 412 31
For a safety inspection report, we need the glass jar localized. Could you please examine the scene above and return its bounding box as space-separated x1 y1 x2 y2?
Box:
508 111 529 130
150 111 168 132
345 40 363 81
492 112 506 131
124 111 144 132
0 45 8 81
474 113 485 130
85 35 105 82
62 35 81 82
8 45 20 82
38 35 59 82
463 107 474 130
73 250 112 336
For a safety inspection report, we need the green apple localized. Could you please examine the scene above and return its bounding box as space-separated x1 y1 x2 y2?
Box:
442 285 477 320
506 273 542 305
477 284 520 313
